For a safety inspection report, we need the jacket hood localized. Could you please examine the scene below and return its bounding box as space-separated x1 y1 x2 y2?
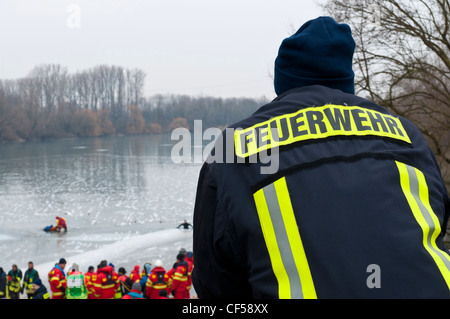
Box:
152 266 166 273
143 263 151 274
98 266 113 274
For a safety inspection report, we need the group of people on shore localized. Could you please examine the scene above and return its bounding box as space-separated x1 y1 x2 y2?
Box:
0 248 194 299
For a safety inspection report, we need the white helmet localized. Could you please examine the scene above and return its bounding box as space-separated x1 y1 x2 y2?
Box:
154 259 163 267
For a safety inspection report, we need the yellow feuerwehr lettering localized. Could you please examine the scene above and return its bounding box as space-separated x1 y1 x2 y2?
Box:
234 104 411 158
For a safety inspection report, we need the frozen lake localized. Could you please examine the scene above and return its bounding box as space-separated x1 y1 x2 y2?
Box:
0 134 202 293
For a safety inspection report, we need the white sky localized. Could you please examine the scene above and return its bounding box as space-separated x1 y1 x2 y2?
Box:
0 0 325 99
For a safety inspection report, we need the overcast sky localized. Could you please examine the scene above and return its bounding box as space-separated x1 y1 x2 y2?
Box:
0 0 325 99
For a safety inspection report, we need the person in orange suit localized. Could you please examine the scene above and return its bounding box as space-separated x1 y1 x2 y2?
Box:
146 260 169 299
48 258 67 299
84 266 95 299
171 254 189 299
93 260 119 299
130 265 141 283
51 216 67 232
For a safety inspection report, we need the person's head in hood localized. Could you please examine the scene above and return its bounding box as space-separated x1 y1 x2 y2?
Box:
186 251 193 260
99 260 108 269
70 263 80 273
143 263 151 275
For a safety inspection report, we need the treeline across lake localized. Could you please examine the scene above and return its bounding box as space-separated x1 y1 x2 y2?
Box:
0 64 268 143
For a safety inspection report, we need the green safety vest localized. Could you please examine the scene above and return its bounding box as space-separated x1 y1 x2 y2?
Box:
7 270 22 293
23 269 38 295
66 272 88 299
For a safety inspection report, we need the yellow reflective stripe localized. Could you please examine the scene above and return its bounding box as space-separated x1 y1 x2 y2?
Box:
274 177 316 299
254 188 290 298
254 177 316 299
102 284 115 289
173 274 187 281
154 284 167 289
396 161 450 290
235 104 411 158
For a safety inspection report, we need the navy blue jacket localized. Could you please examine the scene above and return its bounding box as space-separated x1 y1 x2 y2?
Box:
32 285 50 299
192 85 450 299
0 271 6 298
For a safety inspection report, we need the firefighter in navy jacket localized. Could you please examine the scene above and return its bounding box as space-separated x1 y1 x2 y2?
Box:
192 16 450 299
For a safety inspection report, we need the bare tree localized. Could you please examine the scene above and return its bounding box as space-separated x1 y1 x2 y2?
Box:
126 68 146 108
28 64 68 111
70 71 91 109
323 0 450 186
15 77 44 138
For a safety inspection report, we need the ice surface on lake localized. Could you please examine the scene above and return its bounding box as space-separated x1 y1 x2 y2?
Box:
0 135 201 291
